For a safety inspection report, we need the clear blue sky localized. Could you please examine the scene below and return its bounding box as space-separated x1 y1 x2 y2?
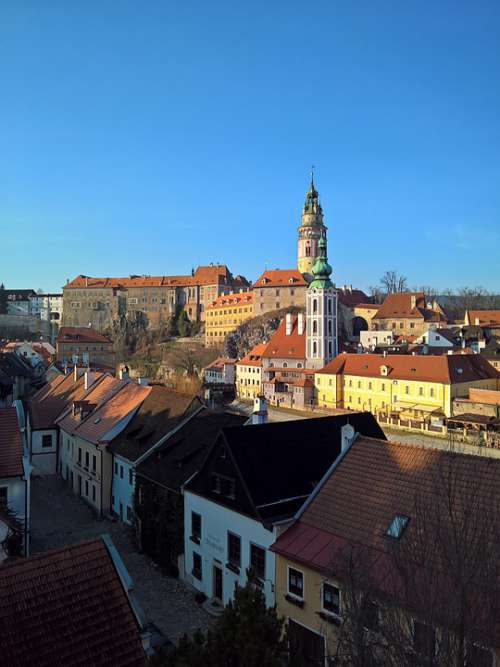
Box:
1 1 499 293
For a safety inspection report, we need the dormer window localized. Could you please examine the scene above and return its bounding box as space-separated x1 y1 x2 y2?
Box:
386 514 410 539
380 365 389 376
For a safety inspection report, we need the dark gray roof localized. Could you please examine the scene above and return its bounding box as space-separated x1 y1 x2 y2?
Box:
136 407 247 492
108 388 202 463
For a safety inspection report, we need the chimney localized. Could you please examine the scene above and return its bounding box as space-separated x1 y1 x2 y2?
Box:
84 370 96 391
475 317 480 326
137 377 149 386
382 350 387 358
341 423 356 453
297 312 305 336
410 295 416 309
85 276 88 287
73 365 78 383
250 396 268 425
204 388 214 409
119 365 129 381
285 313 293 336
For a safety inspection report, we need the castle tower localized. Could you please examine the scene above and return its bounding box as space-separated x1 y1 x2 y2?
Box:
306 236 338 369
297 170 327 277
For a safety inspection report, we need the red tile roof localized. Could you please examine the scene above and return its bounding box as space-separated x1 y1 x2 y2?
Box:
261 316 306 360
337 288 370 308
57 327 113 345
466 310 500 327
69 383 151 444
204 357 237 371
254 269 308 288
317 352 500 384
207 291 253 309
0 408 24 478
237 342 268 366
373 292 446 323
56 375 123 435
272 436 500 585
64 265 247 290
0 537 147 666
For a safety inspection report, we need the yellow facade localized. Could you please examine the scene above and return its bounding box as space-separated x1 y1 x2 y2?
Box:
315 373 499 419
275 553 340 661
235 362 262 399
205 293 253 347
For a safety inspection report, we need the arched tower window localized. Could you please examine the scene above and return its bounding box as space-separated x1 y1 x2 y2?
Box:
328 320 332 334
283 362 288 368
306 246 311 257
313 341 317 355
313 299 318 314
313 320 318 334
328 299 332 314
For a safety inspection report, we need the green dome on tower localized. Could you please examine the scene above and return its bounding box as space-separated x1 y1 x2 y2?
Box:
309 236 333 289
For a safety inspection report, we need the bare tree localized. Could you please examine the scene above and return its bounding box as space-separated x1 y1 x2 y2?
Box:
331 454 500 666
380 271 408 294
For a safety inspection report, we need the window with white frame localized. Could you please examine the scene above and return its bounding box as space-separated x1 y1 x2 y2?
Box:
288 567 304 599
322 582 341 616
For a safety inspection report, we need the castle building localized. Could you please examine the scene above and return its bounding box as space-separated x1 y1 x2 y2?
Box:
297 171 327 277
305 237 338 369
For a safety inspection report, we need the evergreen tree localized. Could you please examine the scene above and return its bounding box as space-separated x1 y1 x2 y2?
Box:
0 283 7 315
156 577 287 667
177 310 190 337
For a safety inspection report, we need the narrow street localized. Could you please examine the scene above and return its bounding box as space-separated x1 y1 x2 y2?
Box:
30 475 212 642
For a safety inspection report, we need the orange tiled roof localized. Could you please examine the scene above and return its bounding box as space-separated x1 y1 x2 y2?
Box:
272 436 500 572
466 310 500 327
64 265 248 290
205 357 237 371
317 352 500 384
69 383 151 444
254 269 308 288
261 316 306 360
373 292 446 323
237 342 268 366
207 291 253 309
56 375 123 435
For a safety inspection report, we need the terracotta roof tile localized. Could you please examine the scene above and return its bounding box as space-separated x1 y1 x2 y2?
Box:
237 342 268 366
0 537 146 666
70 383 151 444
64 265 248 290
466 310 500 326
0 408 24 478
207 291 253 309
254 269 308 288
261 316 305 360
317 352 499 384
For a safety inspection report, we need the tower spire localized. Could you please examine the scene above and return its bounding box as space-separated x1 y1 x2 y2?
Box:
310 236 333 289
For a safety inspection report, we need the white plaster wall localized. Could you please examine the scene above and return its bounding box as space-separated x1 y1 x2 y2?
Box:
31 429 58 474
0 477 26 521
184 491 276 607
112 455 134 523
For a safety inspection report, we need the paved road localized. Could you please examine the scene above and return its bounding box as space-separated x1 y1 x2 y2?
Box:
30 475 212 642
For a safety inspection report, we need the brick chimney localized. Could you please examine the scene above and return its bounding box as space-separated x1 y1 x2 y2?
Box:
285 313 293 336
297 312 305 336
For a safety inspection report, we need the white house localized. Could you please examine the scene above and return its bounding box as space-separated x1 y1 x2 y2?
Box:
182 413 383 608
0 402 31 557
203 357 237 385
414 328 457 348
108 388 203 524
360 330 395 349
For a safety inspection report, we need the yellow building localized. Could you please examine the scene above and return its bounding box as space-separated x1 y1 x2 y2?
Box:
272 435 500 666
204 292 253 347
314 353 500 421
235 342 267 400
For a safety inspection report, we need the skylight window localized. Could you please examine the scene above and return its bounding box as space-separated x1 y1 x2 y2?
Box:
386 514 410 539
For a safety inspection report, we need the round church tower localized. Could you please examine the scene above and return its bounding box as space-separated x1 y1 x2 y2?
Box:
297 170 327 277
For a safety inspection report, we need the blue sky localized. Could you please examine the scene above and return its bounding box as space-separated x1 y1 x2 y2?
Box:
1 1 499 293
